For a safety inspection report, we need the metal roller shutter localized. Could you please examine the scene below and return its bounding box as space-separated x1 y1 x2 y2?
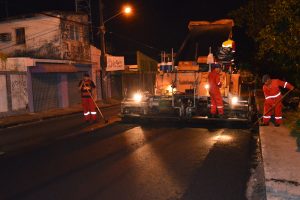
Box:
32 73 59 112
68 72 85 106
111 73 122 99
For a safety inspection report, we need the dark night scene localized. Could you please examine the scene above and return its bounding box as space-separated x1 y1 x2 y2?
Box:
0 0 299 199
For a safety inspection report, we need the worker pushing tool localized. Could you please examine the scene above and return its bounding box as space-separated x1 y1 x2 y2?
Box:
79 73 98 123
261 74 294 126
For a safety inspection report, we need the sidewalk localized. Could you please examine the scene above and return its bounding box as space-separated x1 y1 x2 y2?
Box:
260 125 300 199
0 99 120 128
0 99 121 156
256 90 300 199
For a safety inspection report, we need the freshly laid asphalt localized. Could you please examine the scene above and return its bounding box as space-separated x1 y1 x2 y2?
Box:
0 120 255 200
0 97 299 199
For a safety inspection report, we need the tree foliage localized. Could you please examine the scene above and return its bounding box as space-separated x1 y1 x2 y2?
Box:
230 0 300 85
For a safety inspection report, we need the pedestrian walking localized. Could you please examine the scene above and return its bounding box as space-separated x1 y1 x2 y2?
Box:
261 74 294 126
208 63 224 118
79 73 97 123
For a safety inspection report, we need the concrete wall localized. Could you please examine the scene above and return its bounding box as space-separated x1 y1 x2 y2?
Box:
10 74 28 111
0 58 31 116
0 75 8 113
0 16 61 59
0 57 34 71
0 13 91 62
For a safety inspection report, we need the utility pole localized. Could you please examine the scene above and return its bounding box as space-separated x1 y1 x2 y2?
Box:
99 0 107 101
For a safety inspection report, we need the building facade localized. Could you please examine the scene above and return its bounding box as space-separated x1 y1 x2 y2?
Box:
0 12 101 116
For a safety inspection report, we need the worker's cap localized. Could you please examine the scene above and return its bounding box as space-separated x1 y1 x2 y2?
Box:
262 74 270 83
84 73 90 77
211 63 221 69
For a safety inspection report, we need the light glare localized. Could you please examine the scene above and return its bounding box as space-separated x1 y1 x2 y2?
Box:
231 96 238 104
133 93 142 102
124 6 132 14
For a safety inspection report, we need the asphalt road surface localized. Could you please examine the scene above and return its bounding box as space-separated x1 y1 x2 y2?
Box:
0 109 256 200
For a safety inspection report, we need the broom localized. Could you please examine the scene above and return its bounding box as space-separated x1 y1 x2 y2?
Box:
82 82 109 123
253 88 294 126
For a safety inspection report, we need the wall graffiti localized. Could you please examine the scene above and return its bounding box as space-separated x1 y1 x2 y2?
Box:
60 14 91 62
10 74 28 111
62 42 72 60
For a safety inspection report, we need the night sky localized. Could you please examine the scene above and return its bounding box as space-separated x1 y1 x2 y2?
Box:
0 0 247 61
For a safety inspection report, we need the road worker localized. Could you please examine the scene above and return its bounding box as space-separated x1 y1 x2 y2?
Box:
79 73 97 123
208 63 224 118
261 74 294 126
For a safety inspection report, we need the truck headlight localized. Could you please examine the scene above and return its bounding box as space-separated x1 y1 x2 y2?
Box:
166 85 176 95
133 93 142 102
231 96 239 105
204 84 209 89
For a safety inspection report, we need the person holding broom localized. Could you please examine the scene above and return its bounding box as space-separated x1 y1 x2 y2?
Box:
79 73 97 123
261 74 294 127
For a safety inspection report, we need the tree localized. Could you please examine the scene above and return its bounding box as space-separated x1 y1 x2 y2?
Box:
230 0 300 86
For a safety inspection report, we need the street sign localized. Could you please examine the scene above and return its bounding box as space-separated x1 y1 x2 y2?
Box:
106 55 125 71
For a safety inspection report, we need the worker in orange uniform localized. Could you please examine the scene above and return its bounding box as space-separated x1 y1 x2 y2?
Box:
208 63 224 118
262 74 294 126
79 73 97 123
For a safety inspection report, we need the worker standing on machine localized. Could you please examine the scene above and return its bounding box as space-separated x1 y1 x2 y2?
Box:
208 63 224 118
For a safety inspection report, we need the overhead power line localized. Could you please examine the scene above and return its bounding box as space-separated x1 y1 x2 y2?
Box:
39 12 90 26
0 28 59 51
108 31 161 52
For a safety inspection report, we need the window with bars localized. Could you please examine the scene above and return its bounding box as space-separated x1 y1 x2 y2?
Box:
0 33 12 42
16 28 25 44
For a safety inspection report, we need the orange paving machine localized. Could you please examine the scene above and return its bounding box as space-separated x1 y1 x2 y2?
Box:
121 19 256 123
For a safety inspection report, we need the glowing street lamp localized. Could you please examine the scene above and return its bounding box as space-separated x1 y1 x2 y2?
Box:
103 5 133 24
99 1 133 100
124 6 132 14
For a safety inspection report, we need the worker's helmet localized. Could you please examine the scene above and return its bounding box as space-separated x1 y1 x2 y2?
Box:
262 74 270 83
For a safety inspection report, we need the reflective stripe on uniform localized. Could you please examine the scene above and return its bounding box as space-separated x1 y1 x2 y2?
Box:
284 82 288 88
91 112 97 115
275 116 282 119
263 116 271 119
84 112 90 116
217 106 223 109
265 92 281 99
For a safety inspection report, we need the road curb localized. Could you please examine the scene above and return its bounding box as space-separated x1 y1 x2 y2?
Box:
0 114 121 158
260 125 300 199
0 103 120 129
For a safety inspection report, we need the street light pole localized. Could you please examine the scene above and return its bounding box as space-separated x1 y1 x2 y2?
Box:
98 1 132 101
99 0 107 100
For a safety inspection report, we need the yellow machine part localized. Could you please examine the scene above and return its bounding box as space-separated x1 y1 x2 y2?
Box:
155 72 239 97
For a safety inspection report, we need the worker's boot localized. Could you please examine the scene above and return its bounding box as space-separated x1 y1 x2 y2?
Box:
209 113 216 118
219 114 226 119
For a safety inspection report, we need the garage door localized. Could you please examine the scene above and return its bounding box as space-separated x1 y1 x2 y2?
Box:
68 72 85 106
31 73 59 112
